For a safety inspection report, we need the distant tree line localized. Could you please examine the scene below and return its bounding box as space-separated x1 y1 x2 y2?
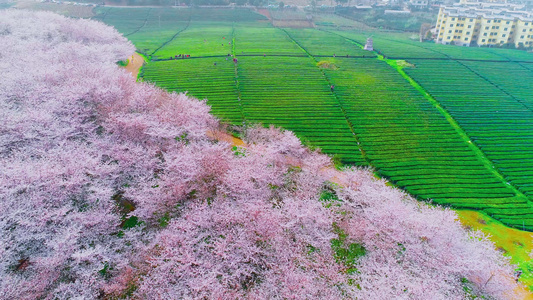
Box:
335 7 437 32
79 0 267 6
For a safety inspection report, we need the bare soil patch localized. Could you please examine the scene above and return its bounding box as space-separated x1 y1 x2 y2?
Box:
256 8 271 20
124 53 144 80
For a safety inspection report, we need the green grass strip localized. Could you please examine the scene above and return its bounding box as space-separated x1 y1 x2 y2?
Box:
382 57 529 200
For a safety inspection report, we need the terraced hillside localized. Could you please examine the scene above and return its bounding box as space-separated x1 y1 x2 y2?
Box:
153 24 234 59
235 27 304 55
405 59 533 228
283 29 374 57
322 58 518 204
237 56 366 165
142 58 242 123
96 7 533 231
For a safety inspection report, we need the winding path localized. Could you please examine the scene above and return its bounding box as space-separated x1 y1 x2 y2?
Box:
124 53 145 80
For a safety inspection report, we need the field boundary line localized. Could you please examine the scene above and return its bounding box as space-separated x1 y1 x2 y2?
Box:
386 62 530 203
150 16 192 58
95 7 111 22
280 28 372 166
320 28 445 60
124 8 152 37
145 53 533 63
518 62 533 74
386 60 531 203
379 35 514 62
151 54 309 61
449 61 533 199
322 29 533 63
231 24 246 125
455 60 533 113
386 57 512 63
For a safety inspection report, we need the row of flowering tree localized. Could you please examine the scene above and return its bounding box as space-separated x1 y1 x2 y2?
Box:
0 9 520 299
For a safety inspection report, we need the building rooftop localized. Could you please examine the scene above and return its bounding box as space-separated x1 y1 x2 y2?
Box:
441 2 532 20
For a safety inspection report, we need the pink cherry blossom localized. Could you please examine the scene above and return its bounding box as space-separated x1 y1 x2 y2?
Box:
0 9 520 300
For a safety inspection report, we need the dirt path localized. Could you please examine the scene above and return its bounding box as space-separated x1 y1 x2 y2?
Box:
206 130 246 147
124 53 144 80
516 286 533 299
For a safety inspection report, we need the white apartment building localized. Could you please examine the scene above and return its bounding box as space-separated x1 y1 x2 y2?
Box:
435 2 533 48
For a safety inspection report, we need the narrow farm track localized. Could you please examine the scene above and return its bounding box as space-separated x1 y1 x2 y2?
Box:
231 25 246 124
124 8 152 37
518 62 533 74
98 7 111 22
152 54 533 63
152 54 309 61
124 53 145 80
150 17 191 57
521 62 533 71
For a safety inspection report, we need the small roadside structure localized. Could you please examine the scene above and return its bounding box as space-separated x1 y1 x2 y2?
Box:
364 37 373 51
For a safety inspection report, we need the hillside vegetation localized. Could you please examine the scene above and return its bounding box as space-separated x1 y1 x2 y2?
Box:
91 7 533 233
0 10 522 299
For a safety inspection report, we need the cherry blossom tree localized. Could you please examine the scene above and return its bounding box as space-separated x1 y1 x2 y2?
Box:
0 9 521 300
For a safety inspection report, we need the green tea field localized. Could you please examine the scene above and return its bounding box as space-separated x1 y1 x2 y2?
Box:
95 7 533 231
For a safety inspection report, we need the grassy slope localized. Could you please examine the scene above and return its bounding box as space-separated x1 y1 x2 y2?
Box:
457 210 533 293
